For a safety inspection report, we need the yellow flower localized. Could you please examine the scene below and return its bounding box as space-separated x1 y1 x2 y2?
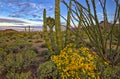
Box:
51 43 101 79
104 61 109 65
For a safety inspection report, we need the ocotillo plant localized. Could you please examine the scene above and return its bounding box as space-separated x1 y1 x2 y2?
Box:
65 0 72 46
62 0 120 78
43 9 53 55
46 17 56 51
62 0 120 66
55 0 62 52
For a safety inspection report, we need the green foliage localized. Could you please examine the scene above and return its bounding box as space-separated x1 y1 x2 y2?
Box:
0 36 39 78
40 50 50 56
103 66 120 79
6 71 32 79
40 43 47 48
0 48 39 78
37 61 58 79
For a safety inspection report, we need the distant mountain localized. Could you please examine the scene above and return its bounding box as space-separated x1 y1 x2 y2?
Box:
0 26 43 31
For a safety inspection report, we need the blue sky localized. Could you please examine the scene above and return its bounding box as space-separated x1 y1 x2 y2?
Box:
0 0 118 26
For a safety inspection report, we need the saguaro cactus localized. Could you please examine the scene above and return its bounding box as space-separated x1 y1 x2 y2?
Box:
55 0 62 52
46 17 56 51
43 9 53 55
28 26 30 32
24 27 26 32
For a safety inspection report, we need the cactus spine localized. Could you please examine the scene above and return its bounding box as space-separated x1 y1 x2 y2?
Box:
65 0 72 46
43 9 53 55
55 0 62 52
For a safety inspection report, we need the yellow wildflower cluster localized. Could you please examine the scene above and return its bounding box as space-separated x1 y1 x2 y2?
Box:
51 43 100 79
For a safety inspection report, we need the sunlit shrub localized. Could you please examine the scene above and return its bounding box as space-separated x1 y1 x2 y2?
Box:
0 38 39 78
6 71 32 79
37 61 58 79
51 43 109 79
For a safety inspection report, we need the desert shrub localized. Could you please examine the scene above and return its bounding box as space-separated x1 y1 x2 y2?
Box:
1 39 34 54
22 49 39 68
0 49 39 78
34 39 43 43
112 27 120 45
40 50 50 56
103 65 120 79
6 71 32 79
51 43 109 79
37 61 58 79
30 47 38 53
3 30 17 37
32 34 40 39
28 39 32 42
40 43 47 48
0 38 39 78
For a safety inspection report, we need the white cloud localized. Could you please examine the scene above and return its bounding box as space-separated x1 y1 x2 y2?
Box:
0 16 42 26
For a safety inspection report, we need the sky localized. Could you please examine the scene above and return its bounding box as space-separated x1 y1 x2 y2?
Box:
0 0 119 27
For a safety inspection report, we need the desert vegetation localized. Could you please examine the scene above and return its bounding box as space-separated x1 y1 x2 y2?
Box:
0 0 120 79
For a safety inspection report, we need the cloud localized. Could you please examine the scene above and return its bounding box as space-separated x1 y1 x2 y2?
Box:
0 0 54 26
0 18 27 23
29 18 43 22
0 16 43 26
17 2 44 10
47 6 54 11
8 14 23 18
8 0 16 3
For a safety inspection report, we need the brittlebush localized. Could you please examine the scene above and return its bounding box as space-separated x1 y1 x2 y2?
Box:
51 43 109 79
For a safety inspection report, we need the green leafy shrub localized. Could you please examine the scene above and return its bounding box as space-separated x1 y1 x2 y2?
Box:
37 61 58 79
0 38 39 78
1 49 39 77
103 65 120 79
6 71 32 79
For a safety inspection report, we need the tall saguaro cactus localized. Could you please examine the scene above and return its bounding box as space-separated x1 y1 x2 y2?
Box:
43 9 53 55
55 0 62 52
